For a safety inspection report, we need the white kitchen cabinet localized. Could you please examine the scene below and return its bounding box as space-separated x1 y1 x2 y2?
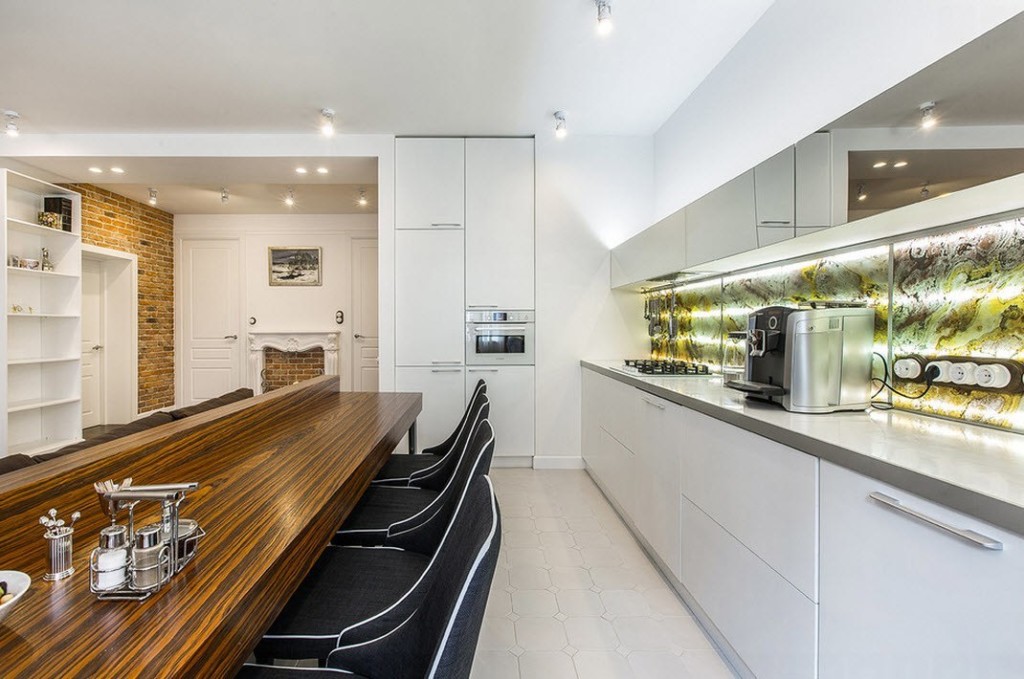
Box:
795 132 832 228
395 366 466 453
466 366 534 457
633 391 682 579
757 225 795 247
681 495 817 679
465 138 534 309
685 170 757 268
610 208 686 287
679 407 818 601
754 147 796 228
395 230 465 366
395 138 465 230
819 461 1024 679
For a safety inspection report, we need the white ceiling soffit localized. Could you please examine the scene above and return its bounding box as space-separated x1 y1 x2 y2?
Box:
94 183 379 215
0 0 774 136
828 12 1024 129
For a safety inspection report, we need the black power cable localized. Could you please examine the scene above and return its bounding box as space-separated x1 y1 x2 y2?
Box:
870 352 939 410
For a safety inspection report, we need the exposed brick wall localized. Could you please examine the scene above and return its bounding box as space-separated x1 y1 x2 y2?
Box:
64 184 175 414
262 349 324 392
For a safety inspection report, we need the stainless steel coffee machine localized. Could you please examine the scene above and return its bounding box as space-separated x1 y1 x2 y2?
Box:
725 305 875 413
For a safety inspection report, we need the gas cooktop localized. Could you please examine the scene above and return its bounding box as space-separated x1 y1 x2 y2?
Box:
614 359 715 377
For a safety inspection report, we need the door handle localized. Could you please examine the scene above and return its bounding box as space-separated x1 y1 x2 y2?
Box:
354 334 379 339
91 345 104 351
868 492 1003 550
224 335 238 340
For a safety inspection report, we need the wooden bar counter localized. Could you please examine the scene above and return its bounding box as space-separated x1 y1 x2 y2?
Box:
0 376 420 678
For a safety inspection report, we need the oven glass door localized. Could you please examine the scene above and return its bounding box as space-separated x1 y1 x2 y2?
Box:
467 324 534 365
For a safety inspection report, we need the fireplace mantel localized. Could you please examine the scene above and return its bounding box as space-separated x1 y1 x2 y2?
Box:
248 331 340 395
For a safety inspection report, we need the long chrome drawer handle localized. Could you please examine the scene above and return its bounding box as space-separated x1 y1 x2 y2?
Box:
467 369 499 373
868 492 1003 551
431 369 462 373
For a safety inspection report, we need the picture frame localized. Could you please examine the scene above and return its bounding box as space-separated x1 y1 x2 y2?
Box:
268 247 322 286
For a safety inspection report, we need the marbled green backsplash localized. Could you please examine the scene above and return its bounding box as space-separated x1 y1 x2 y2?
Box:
645 216 1024 431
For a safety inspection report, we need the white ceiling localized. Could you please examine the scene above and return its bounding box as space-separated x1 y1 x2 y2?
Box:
0 0 774 137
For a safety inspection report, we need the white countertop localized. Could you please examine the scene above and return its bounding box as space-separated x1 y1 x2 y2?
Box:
583 360 1024 535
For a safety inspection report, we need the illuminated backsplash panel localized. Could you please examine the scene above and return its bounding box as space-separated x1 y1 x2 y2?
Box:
644 215 1024 431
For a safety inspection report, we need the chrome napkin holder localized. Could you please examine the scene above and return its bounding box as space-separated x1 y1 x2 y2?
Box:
90 483 205 601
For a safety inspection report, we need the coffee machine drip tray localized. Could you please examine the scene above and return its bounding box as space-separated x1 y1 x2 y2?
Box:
724 379 787 396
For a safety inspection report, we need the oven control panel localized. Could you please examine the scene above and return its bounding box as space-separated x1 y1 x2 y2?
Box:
466 310 535 323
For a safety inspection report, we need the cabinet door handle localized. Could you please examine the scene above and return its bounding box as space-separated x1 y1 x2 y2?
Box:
641 397 665 410
431 368 462 373
467 368 499 373
468 305 499 309
758 220 793 226
868 492 1003 551
429 222 462 227
431 360 462 365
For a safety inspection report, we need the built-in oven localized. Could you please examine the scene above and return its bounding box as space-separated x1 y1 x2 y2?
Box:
466 310 535 366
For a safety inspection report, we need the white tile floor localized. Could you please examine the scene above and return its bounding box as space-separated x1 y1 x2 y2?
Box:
474 469 736 679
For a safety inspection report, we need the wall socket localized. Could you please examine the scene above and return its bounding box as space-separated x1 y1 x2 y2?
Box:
894 354 1024 394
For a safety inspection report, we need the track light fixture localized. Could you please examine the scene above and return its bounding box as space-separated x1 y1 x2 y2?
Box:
320 108 336 137
596 0 613 36
856 184 867 202
221 188 230 204
919 101 937 129
554 111 568 139
148 188 158 206
3 110 19 137
920 183 931 199
285 187 295 207
357 188 368 207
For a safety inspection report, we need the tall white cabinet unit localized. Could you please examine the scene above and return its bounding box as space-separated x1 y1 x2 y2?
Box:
394 137 535 458
1 171 83 455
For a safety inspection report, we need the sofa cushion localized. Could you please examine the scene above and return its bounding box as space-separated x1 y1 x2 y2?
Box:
34 412 175 462
0 453 38 475
169 388 254 420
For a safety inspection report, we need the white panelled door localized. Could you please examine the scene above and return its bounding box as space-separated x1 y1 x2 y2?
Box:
181 239 241 404
351 238 379 391
81 259 104 428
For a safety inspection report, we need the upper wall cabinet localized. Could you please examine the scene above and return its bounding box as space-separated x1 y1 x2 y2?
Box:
465 138 535 309
610 208 686 288
395 138 465 229
754 147 795 229
685 170 757 268
795 132 832 228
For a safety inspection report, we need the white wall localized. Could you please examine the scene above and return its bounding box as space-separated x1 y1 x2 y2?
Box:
651 0 1024 226
534 135 651 465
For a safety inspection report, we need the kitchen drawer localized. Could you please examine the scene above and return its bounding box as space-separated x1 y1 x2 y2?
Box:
679 407 818 600
819 461 1024 678
589 372 640 453
591 428 637 520
681 494 817 679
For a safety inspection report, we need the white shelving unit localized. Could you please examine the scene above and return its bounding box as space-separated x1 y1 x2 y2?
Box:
2 169 83 456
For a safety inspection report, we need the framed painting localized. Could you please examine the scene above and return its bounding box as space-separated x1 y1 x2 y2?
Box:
268 247 322 286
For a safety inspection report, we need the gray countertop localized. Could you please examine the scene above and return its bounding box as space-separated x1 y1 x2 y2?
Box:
582 360 1024 537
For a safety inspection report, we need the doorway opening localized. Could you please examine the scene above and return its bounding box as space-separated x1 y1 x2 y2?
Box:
81 244 138 427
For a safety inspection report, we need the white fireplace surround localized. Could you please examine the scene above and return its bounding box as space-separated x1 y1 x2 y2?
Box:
248 331 340 395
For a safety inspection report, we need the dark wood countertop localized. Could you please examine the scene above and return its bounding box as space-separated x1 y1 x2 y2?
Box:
0 376 421 678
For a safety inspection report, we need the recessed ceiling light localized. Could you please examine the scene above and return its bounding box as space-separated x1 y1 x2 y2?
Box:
872 161 887 169
320 108 336 137
148 188 158 206
110 167 125 174
316 167 328 175
3 110 19 137
595 0 613 36
295 167 308 174
893 160 908 168
285 187 295 207
88 167 103 174
554 111 568 139
920 101 937 129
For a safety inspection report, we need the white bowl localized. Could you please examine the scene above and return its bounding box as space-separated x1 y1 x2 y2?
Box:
0 570 31 624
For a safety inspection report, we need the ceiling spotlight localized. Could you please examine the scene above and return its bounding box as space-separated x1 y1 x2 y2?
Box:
856 184 867 202
88 167 103 174
295 167 308 174
920 184 931 199
285 187 295 207
872 161 887 169
221 188 230 204
919 101 937 129
893 160 908 168
320 108 336 137
554 111 568 139
110 167 125 174
3 110 19 137
316 167 328 174
148 188 158 206
357 188 368 207
596 0 613 36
